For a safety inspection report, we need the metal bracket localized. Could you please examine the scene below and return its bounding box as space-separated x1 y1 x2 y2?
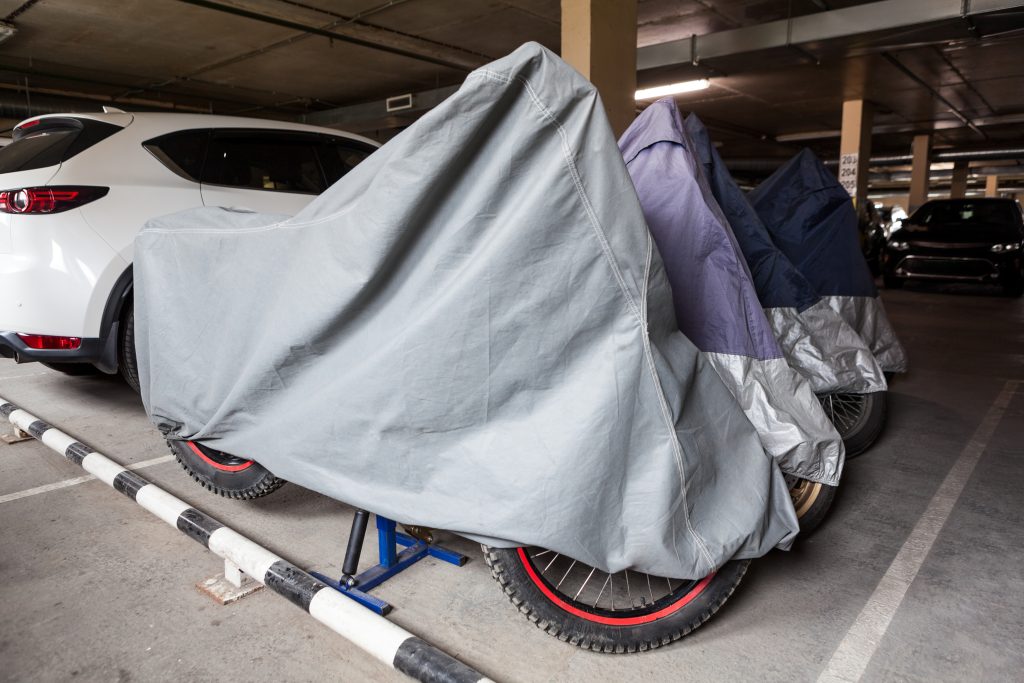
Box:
196 558 263 605
224 558 244 588
2 427 32 444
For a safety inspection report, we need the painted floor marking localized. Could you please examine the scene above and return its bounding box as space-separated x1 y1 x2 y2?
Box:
0 372 50 382
818 379 1019 683
0 454 175 504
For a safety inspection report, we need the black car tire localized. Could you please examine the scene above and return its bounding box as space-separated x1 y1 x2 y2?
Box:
484 546 748 653
119 299 141 393
169 439 285 499
1002 278 1024 298
819 391 887 458
42 362 100 376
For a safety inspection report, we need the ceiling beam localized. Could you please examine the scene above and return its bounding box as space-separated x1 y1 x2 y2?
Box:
638 0 1024 70
176 0 486 72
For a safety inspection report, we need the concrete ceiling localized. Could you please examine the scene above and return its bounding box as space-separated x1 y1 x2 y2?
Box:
0 0 1023 193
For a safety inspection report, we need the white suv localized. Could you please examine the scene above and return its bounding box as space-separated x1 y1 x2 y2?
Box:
0 110 377 389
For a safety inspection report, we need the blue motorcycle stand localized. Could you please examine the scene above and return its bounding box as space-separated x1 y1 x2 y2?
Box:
310 509 467 615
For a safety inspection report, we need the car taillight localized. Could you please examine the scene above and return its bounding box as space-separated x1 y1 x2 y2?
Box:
0 186 109 214
16 333 82 350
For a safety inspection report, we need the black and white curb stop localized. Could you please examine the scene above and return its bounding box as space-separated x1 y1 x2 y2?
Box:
0 397 493 683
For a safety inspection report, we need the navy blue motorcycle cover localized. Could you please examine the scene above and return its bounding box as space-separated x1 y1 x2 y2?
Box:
683 115 888 392
749 149 908 373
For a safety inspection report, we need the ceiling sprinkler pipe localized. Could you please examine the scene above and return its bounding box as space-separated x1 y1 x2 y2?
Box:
725 148 1024 172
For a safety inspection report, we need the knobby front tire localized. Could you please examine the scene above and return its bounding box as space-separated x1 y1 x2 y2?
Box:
484 545 749 653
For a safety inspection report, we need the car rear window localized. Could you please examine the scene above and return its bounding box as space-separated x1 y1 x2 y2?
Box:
142 128 376 191
0 118 122 174
143 130 209 182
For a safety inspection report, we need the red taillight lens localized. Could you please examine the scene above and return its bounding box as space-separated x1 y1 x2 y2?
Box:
0 186 109 214
16 333 82 350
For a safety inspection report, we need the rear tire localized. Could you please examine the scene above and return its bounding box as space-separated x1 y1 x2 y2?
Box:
484 546 748 653
169 439 285 499
818 391 887 458
119 299 141 393
788 477 837 534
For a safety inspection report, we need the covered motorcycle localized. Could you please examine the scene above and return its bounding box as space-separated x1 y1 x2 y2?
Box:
620 99 843 531
748 149 908 375
684 115 894 456
135 43 797 652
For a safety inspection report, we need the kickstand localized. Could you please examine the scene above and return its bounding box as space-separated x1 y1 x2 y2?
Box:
2 427 32 444
310 509 467 615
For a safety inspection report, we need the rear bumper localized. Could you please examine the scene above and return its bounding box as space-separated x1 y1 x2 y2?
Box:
0 329 118 372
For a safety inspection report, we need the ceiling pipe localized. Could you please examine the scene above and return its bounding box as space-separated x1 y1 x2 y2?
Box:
175 0 483 71
881 51 986 139
724 147 1024 172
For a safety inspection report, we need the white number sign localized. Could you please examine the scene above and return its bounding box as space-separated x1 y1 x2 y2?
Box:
839 153 858 198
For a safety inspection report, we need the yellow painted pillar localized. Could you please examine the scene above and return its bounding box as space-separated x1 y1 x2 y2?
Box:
949 160 969 198
839 99 873 212
561 0 638 136
908 134 931 212
985 175 999 197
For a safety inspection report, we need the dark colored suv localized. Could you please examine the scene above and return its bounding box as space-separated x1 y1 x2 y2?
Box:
883 198 1024 296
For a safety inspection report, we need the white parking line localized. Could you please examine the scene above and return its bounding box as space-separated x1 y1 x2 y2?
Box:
0 372 50 382
0 454 175 504
818 379 1019 683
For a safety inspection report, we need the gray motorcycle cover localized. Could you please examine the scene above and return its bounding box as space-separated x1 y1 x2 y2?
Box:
135 43 798 580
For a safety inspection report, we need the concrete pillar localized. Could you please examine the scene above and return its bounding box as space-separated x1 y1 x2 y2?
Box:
839 99 873 212
949 160 969 199
908 134 931 212
561 0 637 136
985 175 999 197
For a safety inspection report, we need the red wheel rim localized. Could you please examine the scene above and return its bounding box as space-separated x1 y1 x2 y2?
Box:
516 547 715 626
186 441 254 472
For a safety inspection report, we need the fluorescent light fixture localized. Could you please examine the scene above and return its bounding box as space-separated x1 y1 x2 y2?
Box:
635 79 709 100
0 21 15 45
775 130 840 143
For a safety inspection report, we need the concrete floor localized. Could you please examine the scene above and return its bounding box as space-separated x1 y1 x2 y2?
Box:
1 282 1022 683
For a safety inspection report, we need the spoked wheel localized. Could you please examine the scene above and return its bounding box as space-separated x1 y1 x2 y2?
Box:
484 546 748 653
817 391 887 458
787 476 837 534
169 439 285 499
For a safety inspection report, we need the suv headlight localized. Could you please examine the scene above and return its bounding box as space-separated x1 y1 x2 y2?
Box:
888 241 910 251
991 243 1021 253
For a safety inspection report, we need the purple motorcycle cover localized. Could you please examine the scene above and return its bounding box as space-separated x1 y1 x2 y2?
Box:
620 99 843 485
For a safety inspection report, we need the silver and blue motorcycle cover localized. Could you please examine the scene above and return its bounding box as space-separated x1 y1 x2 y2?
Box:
620 99 843 486
748 149 908 373
134 43 798 580
683 115 889 394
